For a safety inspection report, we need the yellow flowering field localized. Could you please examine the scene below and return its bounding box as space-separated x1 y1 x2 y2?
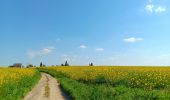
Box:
0 68 40 100
46 66 170 90
0 68 35 85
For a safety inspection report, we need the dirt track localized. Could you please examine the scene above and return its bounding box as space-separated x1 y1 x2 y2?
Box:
24 73 70 100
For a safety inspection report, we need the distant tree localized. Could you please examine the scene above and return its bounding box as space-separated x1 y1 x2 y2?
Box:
89 63 93 66
40 62 43 67
42 64 46 67
9 63 23 68
61 64 64 66
26 64 34 68
65 61 69 66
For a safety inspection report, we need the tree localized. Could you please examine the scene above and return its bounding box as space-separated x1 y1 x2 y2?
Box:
40 62 43 67
64 61 69 66
89 63 93 66
61 64 64 66
9 63 23 68
26 64 34 68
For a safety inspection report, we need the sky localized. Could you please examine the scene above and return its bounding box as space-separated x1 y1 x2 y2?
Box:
0 0 170 66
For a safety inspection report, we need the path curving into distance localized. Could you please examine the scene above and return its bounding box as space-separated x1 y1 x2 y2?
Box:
24 73 70 100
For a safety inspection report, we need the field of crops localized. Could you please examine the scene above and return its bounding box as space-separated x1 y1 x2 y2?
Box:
0 68 40 100
2 66 170 100
39 66 170 99
47 66 170 90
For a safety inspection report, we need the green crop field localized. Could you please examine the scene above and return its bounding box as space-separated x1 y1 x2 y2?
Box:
2 66 170 100
0 68 40 100
38 66 170 100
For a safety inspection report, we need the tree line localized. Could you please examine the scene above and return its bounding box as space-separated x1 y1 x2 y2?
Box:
8 61 94 68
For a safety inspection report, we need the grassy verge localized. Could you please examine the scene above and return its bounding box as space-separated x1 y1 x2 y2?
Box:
39 68 170 100
44 75 50 97
0 69 41 100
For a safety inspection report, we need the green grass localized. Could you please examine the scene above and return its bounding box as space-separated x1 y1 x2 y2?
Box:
44 83 50 97
39 68 170 100
0 69 41 100
44 75 50 97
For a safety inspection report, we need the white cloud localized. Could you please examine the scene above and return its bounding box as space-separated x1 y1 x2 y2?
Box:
61 54 78 62
145 0 167 14
39 46 55 55
27 46 55 58
155 6 166 13
62 54 71 61
145 4 154 13
96 48 104 51
123 37 143 43
79 45 87 49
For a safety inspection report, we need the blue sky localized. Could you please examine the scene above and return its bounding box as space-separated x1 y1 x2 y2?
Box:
0 0 170 66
